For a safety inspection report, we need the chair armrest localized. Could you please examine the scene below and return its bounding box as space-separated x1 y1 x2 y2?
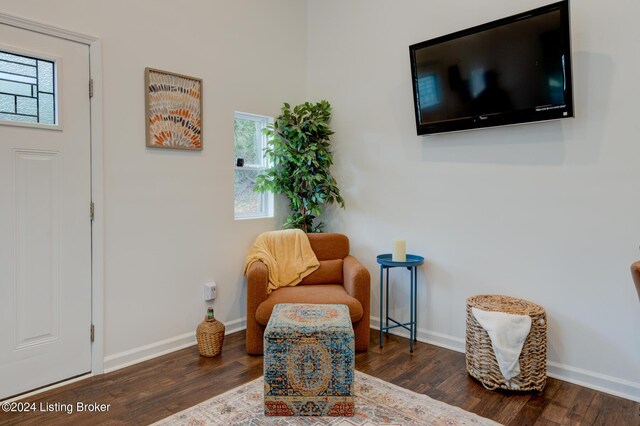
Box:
247 261 269 314
344 255 371 352
343 255 370 306
632 261 640 302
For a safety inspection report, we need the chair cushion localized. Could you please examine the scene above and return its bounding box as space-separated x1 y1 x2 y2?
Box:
307 233 349 260
300 259 343 284
255 284 363 326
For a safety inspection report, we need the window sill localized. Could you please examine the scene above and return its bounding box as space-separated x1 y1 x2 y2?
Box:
234 214 274 221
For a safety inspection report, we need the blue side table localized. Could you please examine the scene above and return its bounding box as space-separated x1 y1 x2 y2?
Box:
377 253 425 353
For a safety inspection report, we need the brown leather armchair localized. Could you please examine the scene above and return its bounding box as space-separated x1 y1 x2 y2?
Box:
246 233 370 355
632 261 640 301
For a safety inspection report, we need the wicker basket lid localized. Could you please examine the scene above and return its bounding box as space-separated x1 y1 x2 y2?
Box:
467 294 544 316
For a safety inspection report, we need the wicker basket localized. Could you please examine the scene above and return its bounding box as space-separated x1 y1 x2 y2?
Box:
466 295 547 391
196 313 225 357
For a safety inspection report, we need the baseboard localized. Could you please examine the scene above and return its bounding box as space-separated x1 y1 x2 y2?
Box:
103 332 196 373
225 316 247 335
546 361 640 403
103 317 247 373
370 316 640 402
370 315 465 353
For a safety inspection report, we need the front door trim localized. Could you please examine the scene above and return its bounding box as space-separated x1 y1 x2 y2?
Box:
0 11 105 376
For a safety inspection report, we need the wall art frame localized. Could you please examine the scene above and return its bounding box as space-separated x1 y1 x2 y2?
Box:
145 67 203 151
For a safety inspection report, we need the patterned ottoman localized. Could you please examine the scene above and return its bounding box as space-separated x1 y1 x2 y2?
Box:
263 303 355 416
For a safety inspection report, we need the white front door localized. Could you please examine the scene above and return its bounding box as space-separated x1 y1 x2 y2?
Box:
0 23 92 399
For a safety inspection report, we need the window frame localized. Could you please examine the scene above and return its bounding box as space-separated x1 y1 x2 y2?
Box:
0 44 62 131
233 111 274 220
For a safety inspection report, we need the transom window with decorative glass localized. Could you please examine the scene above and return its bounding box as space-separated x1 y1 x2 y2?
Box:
234 112 273 219
0 49 57 126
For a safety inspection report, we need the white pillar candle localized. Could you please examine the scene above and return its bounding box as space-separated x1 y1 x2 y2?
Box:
392 239 406 262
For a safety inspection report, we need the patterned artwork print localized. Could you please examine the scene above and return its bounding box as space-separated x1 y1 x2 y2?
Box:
264 304 355 416
145 68 202 150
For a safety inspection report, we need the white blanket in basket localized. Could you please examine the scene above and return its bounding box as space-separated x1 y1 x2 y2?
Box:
471 307 532 380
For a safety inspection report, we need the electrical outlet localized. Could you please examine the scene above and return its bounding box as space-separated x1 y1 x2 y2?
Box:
203 282 217 301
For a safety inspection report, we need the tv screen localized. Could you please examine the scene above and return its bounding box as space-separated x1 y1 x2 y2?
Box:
410 0 573 135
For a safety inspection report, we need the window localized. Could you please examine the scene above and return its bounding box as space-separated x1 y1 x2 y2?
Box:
234 112 273 219
469 68 486 98
0 50 57 126
418 74 440 108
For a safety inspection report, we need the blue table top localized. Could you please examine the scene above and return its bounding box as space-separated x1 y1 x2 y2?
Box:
377 253 424 267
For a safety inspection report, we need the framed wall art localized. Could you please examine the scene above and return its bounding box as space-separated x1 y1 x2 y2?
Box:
145 67 203 150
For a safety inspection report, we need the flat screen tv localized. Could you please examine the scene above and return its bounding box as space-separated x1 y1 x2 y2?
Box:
409 0 573 135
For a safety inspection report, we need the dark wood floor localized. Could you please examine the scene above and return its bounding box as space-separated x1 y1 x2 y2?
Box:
0 330 638 425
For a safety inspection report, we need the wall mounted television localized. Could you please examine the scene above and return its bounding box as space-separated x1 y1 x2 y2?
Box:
409 0 573 135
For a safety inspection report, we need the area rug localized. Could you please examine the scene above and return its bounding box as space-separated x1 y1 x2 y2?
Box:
154 371 499 425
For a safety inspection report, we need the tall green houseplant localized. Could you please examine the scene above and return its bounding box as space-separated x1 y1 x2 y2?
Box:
254 100 344 232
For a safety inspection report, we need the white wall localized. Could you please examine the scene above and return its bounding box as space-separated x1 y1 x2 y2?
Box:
307 0 640 400
0 0 305 363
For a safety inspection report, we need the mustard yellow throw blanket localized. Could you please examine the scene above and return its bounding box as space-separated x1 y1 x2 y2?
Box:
243 229 320 294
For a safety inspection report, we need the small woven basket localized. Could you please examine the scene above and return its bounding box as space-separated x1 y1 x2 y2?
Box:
196 312 225 357
466 294 547 391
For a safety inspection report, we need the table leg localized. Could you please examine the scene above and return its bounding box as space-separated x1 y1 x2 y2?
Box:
385 267 389 337
409 266 414 353
379 265 383 348
414 266 418 342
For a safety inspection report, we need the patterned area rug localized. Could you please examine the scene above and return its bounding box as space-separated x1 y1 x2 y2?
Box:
154 371 499 425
